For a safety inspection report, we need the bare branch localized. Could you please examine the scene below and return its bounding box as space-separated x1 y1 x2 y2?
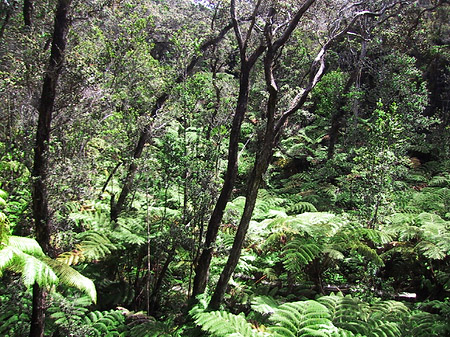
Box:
273 0 317 51
274 2 404 137
230 0 244 53
242 0 263 52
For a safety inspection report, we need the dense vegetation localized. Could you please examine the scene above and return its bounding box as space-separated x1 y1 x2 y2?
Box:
0 0 449 336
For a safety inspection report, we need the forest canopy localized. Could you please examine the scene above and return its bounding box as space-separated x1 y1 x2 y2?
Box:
0 0 449 336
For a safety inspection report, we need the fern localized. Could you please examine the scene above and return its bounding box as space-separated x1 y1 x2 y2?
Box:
406 310 450 337
386 212 450 261
45 257 97 303
282 238 323 273
269 300 336 337
0 245 58 287
286 202 317 215
251 296 280 315
84 309 127 336
317 294 408 337
0 281 31 337
47 293 94 336
57 231 116 265
194 310 265 336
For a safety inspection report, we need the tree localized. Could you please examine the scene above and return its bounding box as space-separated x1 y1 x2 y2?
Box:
209 0 411 309
30 0 72 336
192 0 267 297
23 0 33 27
109 2 233 223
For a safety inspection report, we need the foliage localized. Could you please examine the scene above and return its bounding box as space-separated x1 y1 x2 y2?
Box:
0 0 449 335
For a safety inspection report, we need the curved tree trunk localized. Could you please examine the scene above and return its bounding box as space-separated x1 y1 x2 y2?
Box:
30 1 72 336
209 140 273 309
192 62 252 296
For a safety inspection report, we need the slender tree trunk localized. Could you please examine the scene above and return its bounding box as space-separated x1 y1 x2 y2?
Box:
208 41 278 308
0 9 10 39
149 248 175 314
110 24 232 222
192 62 253 296
191 0 268 297
23 0 33 27
327 40 367 159
209 141 273 309
29 1 72 336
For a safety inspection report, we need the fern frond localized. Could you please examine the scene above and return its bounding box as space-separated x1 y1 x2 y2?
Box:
353 243 383 266
85 309 127 336
282 238 323 273
128 318 178 337
57 231 116 265
287 202 318 215
251 296 280 315
370 300 409 321
408 311 450 337
7 236 45 257
0 246 58 287
368 319 402 337
45 258 97 303
194 310 264 337
415 241 446 259
428 174 449 187
360 228 393 245
269 300 335 337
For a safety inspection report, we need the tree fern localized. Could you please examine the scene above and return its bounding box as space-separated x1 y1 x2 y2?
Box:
286 202 317 215
406 310 450 337
0 245 58 287
317 293 409 337
84 309 127 336
251 296 280 316
386 212 450 260
47 293 94 336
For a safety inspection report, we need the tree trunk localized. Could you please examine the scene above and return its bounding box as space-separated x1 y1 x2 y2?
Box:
29 1 72 336
148 248 175 314
208 39 278 308
30 283 47 337
0 8 10 38
23 0 33 27
209 142 273 309
192 62 252 297
110 24 232 222
191 0 267 297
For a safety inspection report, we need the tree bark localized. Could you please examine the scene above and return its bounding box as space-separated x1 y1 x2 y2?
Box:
192 0 267 297
208 3 397 308
29 1 71 336
208 27 279 308
192 61 253 296
209 137 273 309
23 0 34 27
